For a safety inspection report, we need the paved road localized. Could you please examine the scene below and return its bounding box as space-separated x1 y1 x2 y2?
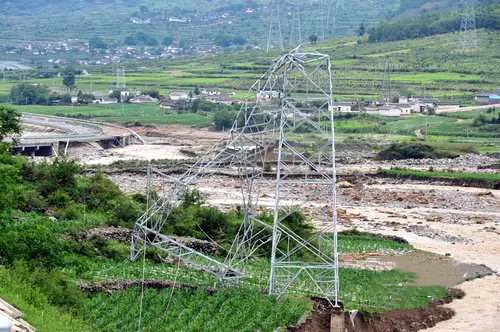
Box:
12 113 143 146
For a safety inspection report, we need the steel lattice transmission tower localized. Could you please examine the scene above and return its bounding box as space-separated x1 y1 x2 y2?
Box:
460 0 478 51
131 47 340 305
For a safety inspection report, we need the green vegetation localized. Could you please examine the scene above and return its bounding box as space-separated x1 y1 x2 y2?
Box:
338 231 412 253
380 168 500 189
377 142 456 160
10 83 50 105
368 3 500 43
0 105 21 139
340 268 447 312
0 107 451 329
84 287 310 332
9 103 213 127
0 0 401 48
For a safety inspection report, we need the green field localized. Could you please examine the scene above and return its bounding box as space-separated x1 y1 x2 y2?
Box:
2 29 500 104
11 104 213 127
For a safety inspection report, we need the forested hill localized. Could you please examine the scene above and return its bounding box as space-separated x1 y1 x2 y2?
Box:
369 3 500 43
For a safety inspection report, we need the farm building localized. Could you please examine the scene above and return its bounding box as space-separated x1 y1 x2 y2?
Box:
130 95 159 104
377 106 411 117
169 91 190 101
257 90 282 104
332 102 353 112
475 93 500 105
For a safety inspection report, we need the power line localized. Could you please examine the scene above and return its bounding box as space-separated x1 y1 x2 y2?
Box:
460 0 478 51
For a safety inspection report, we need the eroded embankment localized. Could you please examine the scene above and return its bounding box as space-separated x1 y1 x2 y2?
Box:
289 289 464 332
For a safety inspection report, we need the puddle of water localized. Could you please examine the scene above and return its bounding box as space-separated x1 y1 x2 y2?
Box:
380 250 493 287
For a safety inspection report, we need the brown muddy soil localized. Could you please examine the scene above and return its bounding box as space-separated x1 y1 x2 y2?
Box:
380 250 495 287
289 289 464 332
80 279 216 295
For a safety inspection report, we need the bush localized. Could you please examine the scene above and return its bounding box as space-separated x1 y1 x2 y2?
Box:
377 142 454 160
10 261 81 309
78 172 122 210
107 198 142 227
23 158 81 197
48 189 72 208
10 83 50 105
213 109 235 131
54 202 84 220
0 215 68 268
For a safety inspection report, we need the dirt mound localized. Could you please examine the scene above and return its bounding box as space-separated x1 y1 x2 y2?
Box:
76 227 219 255
80 280 216 295
289 289 464 332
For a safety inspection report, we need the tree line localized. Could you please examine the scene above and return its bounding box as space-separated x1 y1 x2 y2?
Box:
368 4 500 43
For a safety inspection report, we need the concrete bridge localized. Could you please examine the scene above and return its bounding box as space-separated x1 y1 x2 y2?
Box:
6 113 144 156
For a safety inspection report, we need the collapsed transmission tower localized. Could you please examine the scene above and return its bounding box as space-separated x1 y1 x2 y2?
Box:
460 0 478 51
131 47 340 305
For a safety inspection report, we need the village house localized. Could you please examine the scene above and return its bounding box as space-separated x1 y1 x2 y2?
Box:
475 93 500 105
331 102 354 112
257 90 282 105
130 95 159 104
169 91 189 101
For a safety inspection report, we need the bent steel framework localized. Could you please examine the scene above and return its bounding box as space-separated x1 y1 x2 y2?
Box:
131 47 340 305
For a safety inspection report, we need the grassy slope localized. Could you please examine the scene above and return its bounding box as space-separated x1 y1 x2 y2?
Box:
0 267 92 332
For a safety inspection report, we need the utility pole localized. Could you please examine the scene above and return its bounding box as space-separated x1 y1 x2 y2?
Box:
381 61 392 103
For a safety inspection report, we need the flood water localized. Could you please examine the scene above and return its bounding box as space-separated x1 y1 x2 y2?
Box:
381 250 494 287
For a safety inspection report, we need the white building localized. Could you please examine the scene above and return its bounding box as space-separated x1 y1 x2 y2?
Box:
256 90 282 104
169 91 189 101
130 95 159 104
332 103 354 112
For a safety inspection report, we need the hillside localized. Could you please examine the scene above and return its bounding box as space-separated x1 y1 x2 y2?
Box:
370 2 500 42
0 0 474 49
1 28 498 104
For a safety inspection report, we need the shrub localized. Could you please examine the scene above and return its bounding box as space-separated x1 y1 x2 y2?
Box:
107 198 142 227
0 215 68 268
22 158 81 197
78 172 122 210
10 261 81 309
377 142 454 160
213 109 236 131
55 202 84 220
48 189 72 208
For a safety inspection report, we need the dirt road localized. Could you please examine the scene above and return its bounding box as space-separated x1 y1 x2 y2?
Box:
436 103 500 114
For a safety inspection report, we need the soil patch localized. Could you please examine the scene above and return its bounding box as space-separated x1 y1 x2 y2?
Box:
76 227 219 255
80 280 216 295
289 289 464 332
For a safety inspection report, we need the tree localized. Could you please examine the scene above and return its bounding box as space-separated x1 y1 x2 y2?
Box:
89 37 107 51
214 34 247 47
62 69 76 92
124 32 158 46
358 22 366 36
10 83 49 105
309 34 318 44
77 90 95 104
0 106 21 140
162 36 174 46
142 89 160 99
213 110 235 131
